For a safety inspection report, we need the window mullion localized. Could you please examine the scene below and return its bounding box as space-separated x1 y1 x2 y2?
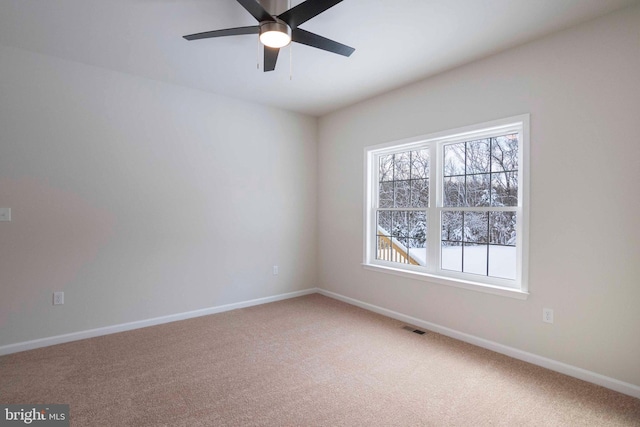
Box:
427 143 440 272
368 154 375 265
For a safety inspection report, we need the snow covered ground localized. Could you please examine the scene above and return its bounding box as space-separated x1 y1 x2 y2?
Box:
442 245 516 279
407 245 516 280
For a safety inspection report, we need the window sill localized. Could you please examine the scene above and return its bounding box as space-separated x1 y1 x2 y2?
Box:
362 263 529 300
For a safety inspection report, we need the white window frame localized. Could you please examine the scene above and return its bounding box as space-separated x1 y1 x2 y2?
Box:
363 115 530 299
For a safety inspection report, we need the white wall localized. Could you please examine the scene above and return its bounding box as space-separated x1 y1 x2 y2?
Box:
318 5 640 387
0 44 317 347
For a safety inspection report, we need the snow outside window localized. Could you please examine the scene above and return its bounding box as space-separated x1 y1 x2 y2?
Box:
364 115 529 298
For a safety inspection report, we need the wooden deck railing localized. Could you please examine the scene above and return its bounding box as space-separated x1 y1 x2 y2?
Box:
376 233 421 265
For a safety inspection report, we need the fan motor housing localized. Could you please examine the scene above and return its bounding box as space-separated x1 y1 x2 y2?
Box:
260 19 291 36
259 19 291 48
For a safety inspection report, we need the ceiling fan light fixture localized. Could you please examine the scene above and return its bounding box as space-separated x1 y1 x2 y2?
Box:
259 21 291 48
183 0 355 72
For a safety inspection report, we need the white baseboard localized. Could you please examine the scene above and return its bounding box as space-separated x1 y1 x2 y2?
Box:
317 288 640 400
0 288 318 356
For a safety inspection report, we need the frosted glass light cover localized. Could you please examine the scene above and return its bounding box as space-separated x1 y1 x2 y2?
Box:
260 30 291 48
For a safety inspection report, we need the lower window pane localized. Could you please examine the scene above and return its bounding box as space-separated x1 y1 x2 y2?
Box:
392 211 409 237
441 211 463 243
488 245 516 279
377 211 392 236
408 211 427 266
441 241 462 272
464 211 488 243
489 211 516 245
376 235 392 262
407 238 426 266
409 211 427 242
463 243 488 276
378 210 427 265
440 210 517 281
376 224 410 264
393 238 409 264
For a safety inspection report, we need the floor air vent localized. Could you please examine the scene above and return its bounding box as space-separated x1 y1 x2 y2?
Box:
402 326 426 335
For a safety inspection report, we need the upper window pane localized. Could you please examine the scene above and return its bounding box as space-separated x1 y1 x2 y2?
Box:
394 152 411 180
443 135 519 208
394 180 411 208
379 182 394 208
491 134 518 172
378 149 429 209
443 176 465 207
443 143 465 177
466 173 491 207
410 149 430 179
379 154 394 182
491 172 518 207
466 139 491 174
410 179 429 207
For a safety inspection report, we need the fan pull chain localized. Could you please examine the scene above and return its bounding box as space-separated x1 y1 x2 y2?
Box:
257 36 261 70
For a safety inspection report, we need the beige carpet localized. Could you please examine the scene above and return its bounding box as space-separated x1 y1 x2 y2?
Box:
1 294 639 426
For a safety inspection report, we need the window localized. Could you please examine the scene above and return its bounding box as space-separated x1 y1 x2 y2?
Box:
364 115 529 298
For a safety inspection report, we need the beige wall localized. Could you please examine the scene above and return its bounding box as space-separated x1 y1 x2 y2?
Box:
0 45 317 346
318 5 640 387
1 1 638 393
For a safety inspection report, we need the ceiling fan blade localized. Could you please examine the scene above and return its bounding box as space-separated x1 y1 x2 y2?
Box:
279 0 343 28
292 28 354 57
236 0 275 23
183 26 259 41
264 47 280 72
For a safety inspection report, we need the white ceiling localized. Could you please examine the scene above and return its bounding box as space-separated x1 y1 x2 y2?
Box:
0 0 637 116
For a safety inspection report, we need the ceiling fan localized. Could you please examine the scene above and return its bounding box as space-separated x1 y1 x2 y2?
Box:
183 0 355 72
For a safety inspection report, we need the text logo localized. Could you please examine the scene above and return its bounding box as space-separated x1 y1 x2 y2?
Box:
1 405 69 427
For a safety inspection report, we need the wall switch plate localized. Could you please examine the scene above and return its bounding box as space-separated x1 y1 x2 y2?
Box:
53 292 64 305
543 308 554 324
0 208 11 221
273 265 279 275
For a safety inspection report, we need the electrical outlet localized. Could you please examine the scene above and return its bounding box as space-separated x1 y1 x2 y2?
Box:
53 291 64 305
0 208 11 221
542 308 553 324
273 265 279 275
